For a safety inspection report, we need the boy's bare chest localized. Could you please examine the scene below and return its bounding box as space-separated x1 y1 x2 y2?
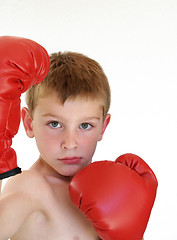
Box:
12 182 100 240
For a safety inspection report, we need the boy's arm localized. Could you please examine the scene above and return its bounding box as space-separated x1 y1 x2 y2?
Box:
0 36 49 239
0 188 34 239
0 180 1 194
0 171 46 240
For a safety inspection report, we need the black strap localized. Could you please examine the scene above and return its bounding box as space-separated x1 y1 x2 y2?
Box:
0 167 21 180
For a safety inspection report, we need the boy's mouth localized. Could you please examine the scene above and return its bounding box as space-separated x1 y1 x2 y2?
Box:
59 157 82 164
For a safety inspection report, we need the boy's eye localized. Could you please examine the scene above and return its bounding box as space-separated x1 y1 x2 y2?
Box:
80 123 92 130
49 121 61 128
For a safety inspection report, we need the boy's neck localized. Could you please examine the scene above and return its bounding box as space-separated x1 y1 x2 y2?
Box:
30 157 73 183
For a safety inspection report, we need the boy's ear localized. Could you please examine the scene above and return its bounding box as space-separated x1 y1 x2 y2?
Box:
21 107 34 138
98 114 111 141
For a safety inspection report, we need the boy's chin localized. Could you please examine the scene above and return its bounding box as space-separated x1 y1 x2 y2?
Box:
59 165 87 179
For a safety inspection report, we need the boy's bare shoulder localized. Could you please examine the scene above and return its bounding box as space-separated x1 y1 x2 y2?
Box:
2 170 51 201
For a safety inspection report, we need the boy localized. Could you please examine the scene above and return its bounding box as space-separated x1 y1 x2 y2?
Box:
0 50 111 240
0 37 157 240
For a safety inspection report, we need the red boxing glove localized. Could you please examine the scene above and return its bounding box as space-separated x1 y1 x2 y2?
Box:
0 36 50 179
69 153 158 240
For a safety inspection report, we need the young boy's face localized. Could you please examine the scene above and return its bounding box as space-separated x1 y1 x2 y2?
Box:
22 93 110 178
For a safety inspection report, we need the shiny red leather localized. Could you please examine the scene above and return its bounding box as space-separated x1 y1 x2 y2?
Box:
69 153 158 240
0 36 50 179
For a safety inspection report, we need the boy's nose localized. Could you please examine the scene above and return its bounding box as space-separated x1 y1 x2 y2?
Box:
61 131 78 150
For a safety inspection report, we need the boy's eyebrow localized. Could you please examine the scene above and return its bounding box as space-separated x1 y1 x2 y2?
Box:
42 113 59 118
81 116 101 121
42 113 101 121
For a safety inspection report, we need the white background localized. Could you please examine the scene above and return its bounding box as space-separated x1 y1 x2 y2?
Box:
1 0 177 239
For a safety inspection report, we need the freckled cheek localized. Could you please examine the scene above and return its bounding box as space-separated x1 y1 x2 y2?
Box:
79 135 99 157
34 128 59 155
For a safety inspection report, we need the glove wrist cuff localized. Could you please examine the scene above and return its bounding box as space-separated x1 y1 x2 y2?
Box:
0 167 21 180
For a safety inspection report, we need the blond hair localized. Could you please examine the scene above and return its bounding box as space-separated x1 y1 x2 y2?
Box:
26 51 111 119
